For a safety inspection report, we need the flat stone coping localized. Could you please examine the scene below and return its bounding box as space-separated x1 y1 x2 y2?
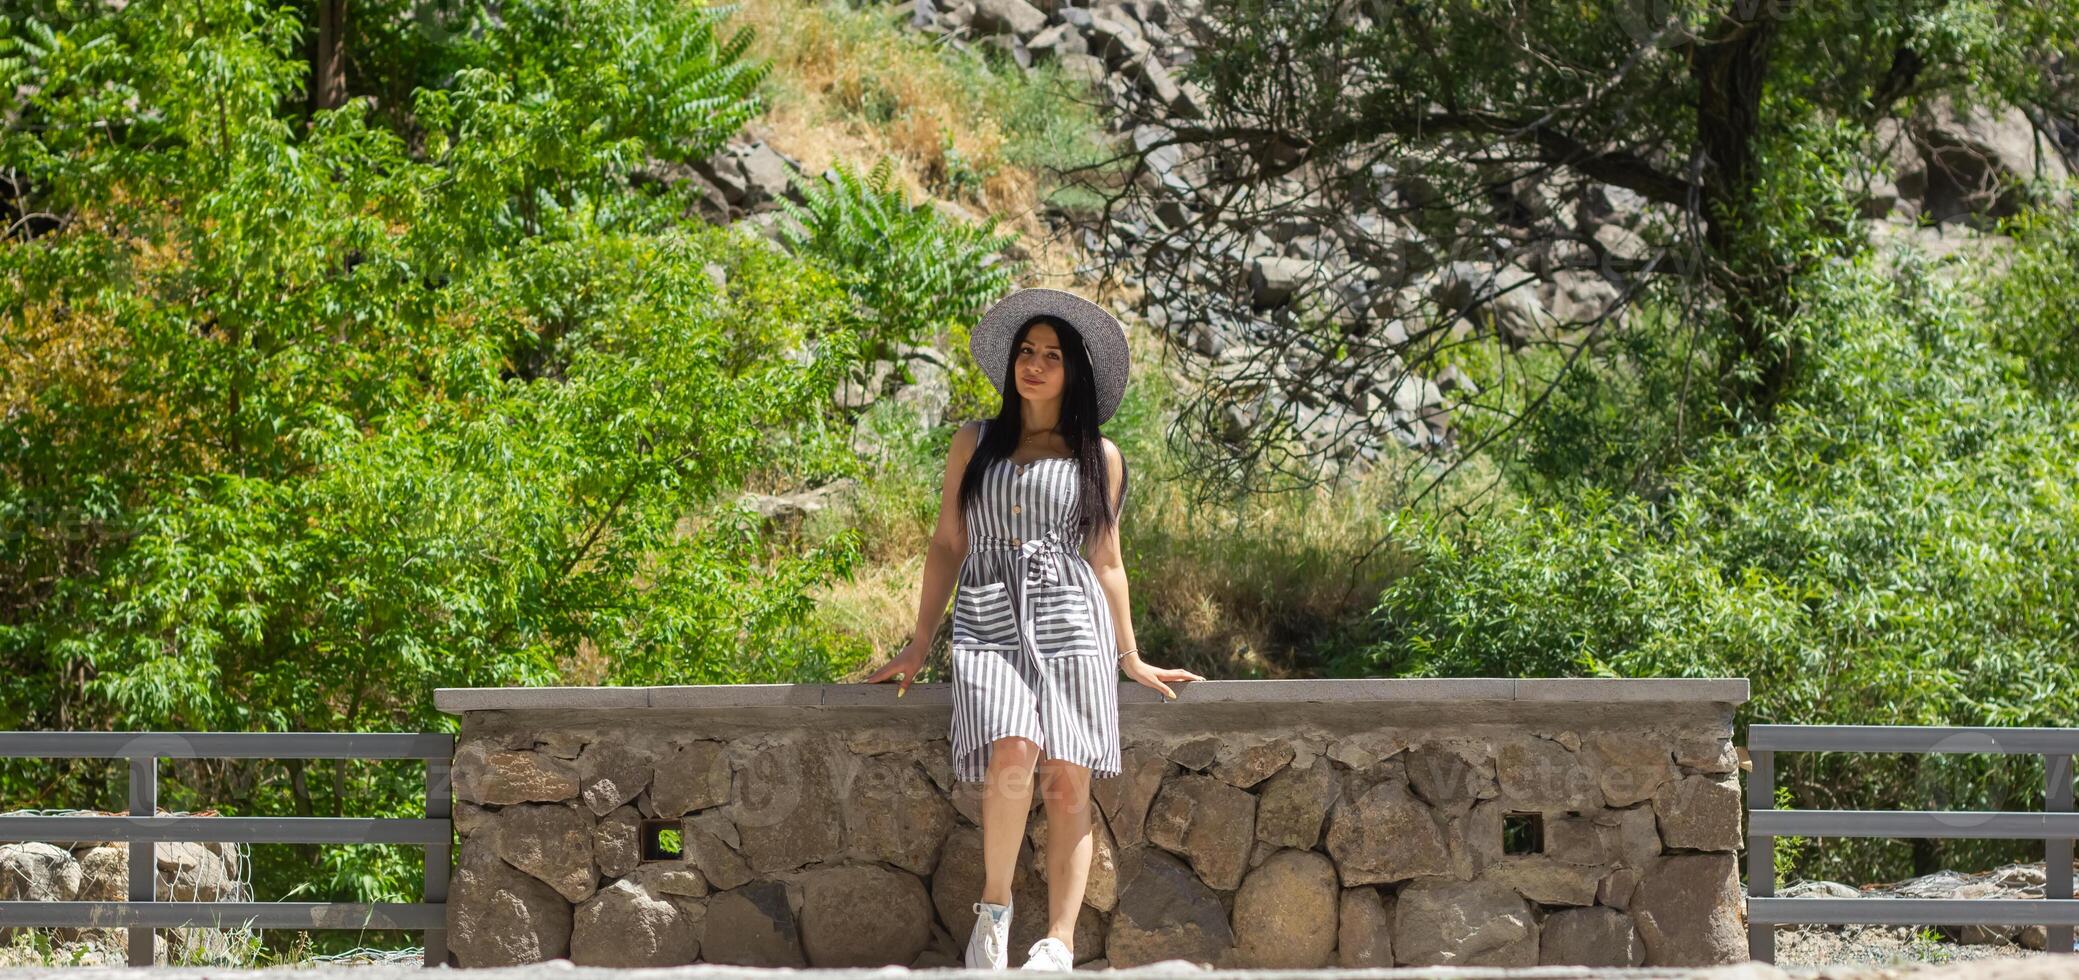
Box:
434 677 1748 714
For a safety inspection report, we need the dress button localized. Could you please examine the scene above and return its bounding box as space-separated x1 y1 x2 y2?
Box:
1012 504 1022 514
1012 537 1022 547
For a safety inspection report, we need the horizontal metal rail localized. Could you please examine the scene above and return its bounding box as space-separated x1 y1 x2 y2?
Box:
1748 724 2079 755
0 730 453 966
1750 809 2079 840
0 815 452 846
1747 727 2075 964
0 731 452 760
0 901 446 930
1750 897 2079 927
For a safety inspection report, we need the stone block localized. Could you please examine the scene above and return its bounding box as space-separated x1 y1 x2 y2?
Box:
1144 771 1256 890
447 836 573 966
1630 852 1747 965
798 864 933 967
702 880 806 967
1232 848 1338 967
1539 906 1644 966
1254 755 1340 850
1394 877 1537 966
1325 780 1450 886
1652 773 1742 851
1335 885 1393 967
1104 846 1233 968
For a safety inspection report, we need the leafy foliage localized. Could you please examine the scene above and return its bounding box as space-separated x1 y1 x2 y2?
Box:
0 0 871 928
779 155 1021 363
1350 218 2079 883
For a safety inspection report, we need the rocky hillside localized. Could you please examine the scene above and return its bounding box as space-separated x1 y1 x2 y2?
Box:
687 0 2076 483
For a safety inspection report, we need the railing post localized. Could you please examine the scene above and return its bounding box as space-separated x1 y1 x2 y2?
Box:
127 755 156 967
1746 747 1775 963
424 755 452 967
2049 753 2074 955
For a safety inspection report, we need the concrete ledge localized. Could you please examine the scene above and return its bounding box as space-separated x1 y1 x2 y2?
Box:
434 677 1748 714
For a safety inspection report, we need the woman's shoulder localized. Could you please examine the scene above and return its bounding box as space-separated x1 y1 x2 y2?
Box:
946 419 990 474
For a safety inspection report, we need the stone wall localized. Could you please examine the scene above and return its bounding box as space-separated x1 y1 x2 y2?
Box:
0 821 247 963
435 678 1750 969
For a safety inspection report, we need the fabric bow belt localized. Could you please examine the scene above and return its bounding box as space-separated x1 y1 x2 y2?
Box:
977 529 1072 589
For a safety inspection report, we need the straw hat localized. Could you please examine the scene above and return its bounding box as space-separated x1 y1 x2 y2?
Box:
969 287 1131 424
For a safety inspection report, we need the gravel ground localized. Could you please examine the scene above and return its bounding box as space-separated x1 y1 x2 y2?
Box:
3 955 2077 979
1776 923 2061 968
0 963 2075 978
8 930 2076 977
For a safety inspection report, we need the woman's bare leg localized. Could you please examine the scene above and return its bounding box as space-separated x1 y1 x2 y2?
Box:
1034 757 1095 953
980 736 1041 906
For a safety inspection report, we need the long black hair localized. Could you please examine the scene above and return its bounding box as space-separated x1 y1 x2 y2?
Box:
957 315 1127 538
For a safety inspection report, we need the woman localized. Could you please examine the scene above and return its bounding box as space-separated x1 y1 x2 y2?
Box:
862 287 1204 971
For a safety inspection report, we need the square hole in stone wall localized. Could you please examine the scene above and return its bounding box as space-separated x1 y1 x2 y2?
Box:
640 818 685 862
1502 811 1544 855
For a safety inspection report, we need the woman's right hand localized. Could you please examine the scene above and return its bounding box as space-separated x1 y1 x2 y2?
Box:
863 638 929 697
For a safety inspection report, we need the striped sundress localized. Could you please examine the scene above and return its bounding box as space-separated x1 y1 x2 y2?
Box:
948 420 1124 782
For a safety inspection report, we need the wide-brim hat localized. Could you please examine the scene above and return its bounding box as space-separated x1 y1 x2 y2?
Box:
970 287 1131 424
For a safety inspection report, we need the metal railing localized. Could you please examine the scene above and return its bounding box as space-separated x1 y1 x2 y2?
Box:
1747 724 2079 962
0 732 453 966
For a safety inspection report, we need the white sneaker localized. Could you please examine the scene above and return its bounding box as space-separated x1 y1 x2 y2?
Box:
966 900 1012 969
1020 936 1074 972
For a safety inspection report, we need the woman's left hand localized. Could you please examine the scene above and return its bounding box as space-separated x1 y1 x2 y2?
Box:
1122 656 1205 700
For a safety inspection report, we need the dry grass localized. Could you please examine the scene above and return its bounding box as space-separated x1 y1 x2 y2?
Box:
725 0 1438 681
720 0 1110 293
805 316 1465 682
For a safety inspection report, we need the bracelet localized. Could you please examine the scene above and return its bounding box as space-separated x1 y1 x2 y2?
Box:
1117 646 1137 661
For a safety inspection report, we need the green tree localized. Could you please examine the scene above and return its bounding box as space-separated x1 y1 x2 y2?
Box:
1075 0 2079 491
0 0 866 918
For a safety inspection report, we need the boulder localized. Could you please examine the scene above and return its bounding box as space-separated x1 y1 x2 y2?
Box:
798 864 934 967
1496 735 1599 812
577 739 657 816
1104 846 1234 968
843 754 956 875
1324 780 1450 886
731 740 843 873
569 871 701 966
1405 743 1495 808
1231 849 1338 967
702 880 806 967
1652 773 1742 851
1484 855 1604 906
1254 756 1341 850
1144 772 1257 889
1210 740 1294 789
1540 905 1645 966
446 837 574 966
1629 852 1747 965
1249 257 1312 308
0 843 81 943
650 740 732 818
1393 877 1538 967
1588 732 1676 807
973 0 1047 37
683 813 755 891
454 743 580 806
592 804 643 878
1335 885 1393 967
1911 95 2071 220
487 802 598 903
